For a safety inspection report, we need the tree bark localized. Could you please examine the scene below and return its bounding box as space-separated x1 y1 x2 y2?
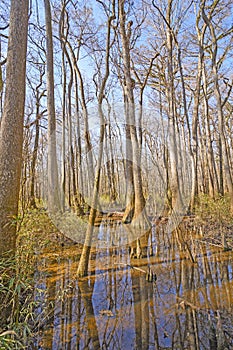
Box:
202 5 233 213
44 0 61 215
119 0 150 229
29 71 46 208
165 0 183 214
0 0 29 254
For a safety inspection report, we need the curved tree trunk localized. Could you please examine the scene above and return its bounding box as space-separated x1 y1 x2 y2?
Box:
77 3 115 277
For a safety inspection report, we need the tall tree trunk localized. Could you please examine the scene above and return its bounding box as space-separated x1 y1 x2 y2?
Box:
202 63 219 197
107 103 117 203
165 0 183 215
122 95 135 223
44 0 61 215
29 71 46 208
29 112 40 208
119 0 150 229
202 5 233 213
0 0 29 254
59 5 83 214
60 33 66 212
102 100 117 205
77 2 115 277
66 42 95 199
74 71 85 208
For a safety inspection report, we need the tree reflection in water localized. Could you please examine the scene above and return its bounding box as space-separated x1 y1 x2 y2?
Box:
34 221 233 349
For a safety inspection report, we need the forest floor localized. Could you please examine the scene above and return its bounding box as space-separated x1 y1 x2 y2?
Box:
18 194 233 258
11 197 232 296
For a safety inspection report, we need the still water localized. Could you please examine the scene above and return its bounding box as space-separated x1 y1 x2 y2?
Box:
33 221 233 350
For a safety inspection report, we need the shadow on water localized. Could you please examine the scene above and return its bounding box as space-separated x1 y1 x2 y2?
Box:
33 220 233 350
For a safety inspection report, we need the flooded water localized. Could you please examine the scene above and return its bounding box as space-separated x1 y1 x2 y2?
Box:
33 221 233 350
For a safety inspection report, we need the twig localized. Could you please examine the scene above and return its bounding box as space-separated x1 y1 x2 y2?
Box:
114 262 146 274
194 238 230 249
114 263 157 282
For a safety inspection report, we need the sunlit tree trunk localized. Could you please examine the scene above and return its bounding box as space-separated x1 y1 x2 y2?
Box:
59 5 85 214
119 0 150 229
66 53 82 213
60 18 67 212
122 95 135 223
29 109 40 209
165 0 183 214
0 0 29 254
188 7 211 210
77 2 115 277
104 101 117 204
202 64 220 197
74 71 85 207
66 41 95 200
29 70 46 208
202 4 233 213
44 0 61 214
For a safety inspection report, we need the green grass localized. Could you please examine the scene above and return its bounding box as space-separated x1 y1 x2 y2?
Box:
0 209 62 349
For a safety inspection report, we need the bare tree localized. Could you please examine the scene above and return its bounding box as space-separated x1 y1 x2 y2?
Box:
29 67 46 208
77 0 115 277
201 1 233 213
44 0 61 214
119 0 150 229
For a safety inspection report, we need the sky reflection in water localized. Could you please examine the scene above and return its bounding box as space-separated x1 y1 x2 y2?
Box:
34 222 233 350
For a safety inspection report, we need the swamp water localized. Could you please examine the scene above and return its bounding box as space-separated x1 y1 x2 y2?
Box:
33 220 233 350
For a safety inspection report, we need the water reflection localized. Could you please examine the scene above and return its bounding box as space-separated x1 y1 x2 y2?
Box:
33 222 233 349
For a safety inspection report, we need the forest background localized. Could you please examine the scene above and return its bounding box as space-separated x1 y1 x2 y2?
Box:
0 0 233 286
0 0 233 347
